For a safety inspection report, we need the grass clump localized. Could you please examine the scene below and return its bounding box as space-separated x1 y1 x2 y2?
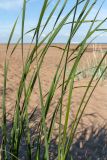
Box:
1 0 107 159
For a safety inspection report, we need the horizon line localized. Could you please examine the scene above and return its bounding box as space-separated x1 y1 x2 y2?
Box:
0 42 107 45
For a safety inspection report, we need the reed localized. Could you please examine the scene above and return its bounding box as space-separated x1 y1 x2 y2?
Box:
1 0 107 159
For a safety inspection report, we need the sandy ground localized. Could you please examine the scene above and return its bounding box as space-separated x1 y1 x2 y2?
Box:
0 44 107 159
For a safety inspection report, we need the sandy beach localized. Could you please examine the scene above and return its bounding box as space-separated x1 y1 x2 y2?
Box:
0 44 107 159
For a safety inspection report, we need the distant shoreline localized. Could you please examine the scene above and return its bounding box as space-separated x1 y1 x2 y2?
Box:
0 43 107 45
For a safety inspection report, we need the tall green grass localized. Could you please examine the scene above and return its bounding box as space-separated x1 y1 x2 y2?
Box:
1 0 107 159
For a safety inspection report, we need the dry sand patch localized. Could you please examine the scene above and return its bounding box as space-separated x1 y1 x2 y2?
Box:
0 44 107 159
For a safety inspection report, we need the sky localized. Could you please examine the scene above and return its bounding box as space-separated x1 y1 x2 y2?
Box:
0 0 107 43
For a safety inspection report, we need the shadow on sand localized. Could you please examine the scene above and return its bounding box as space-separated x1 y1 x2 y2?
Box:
0 112 107 160
70 125 107 160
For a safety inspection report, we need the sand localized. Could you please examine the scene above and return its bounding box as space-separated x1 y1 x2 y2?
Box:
0 44 107 159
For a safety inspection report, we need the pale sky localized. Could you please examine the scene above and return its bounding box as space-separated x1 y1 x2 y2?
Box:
0 0 107 43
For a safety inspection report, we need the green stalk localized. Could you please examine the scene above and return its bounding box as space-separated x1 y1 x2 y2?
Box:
2 59 8 160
